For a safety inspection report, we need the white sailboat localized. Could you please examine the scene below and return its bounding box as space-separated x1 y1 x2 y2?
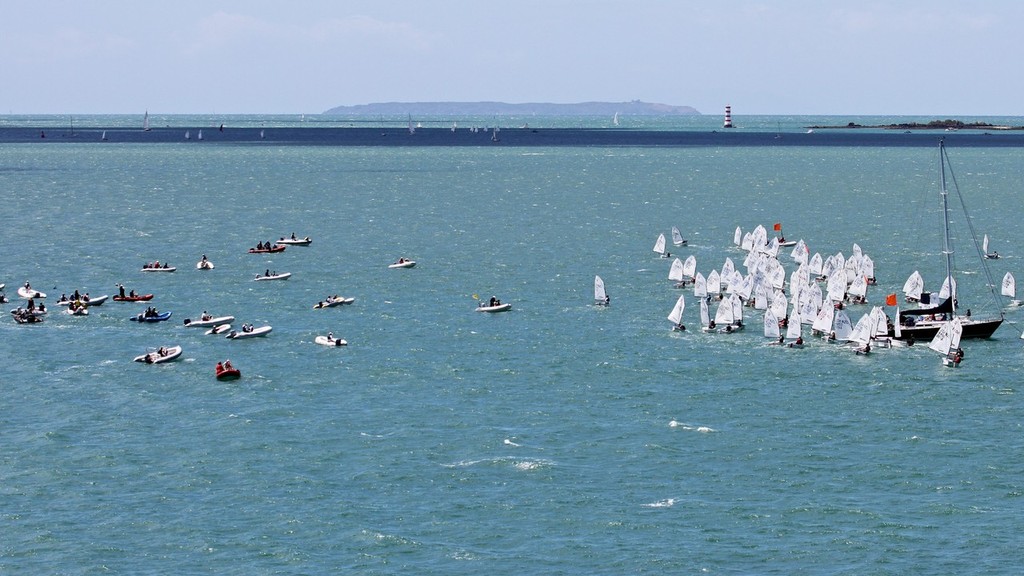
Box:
185 130 191 140
671 226 687 247
594 275 609 306
928 316 964 367
1002 272 1020 307
652 233 668 257
143 110 150 131
100 130 107 141
667 294 685 330
763 309 781 340
983 234 1000 259
613 112 620 126
197 129 203 141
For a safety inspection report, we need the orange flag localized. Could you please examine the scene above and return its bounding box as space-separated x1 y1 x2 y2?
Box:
886 293 897 306
773 223 782 231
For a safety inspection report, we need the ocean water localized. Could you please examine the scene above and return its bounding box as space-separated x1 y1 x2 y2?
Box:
1 117 1023 574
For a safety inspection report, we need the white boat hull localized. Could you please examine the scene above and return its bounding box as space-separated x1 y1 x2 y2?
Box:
134 345 183 364
389 260 416 269
226 325 272 339
17 287 46 299
315 335 348 346
477 303 512 313
184 315 235 327
255 273 291 281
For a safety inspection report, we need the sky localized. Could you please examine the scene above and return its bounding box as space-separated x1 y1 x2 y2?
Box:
3 0 1023 116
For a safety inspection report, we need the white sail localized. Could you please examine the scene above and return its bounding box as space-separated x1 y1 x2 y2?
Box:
939 275 956 300
197 129 203 140
848 275 868 298
848 313 874 344
734 226 742 247
833 309 854 341
812 303 834 334
653 233 666 256
671 226 685 246
894 306 902 338
809 252 823 276
928 317 963 355
706 270 721 295
786 310 802 340
764 309 780 339
667 294 685 325
770 291 788 321
720 258 735 281
700 298 711 328
730 294 744 324
903 271 924 300
682 255 697 279
143 110 150 131
1002 272 1015 298
983 234 990 254
668 258 685 282
693 272 707 298
594 275 607 304
714 298 733 326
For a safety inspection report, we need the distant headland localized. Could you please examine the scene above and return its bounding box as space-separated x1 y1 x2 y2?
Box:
323 100 700 116
808 119 1024 131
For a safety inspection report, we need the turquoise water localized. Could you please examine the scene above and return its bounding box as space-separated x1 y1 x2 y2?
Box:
2 120 1023 574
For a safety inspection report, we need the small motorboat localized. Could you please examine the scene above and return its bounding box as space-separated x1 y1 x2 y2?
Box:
113 293 154 302
133 345 183 364
17 286 46 299
388 258 416 269
277 236 312 246
215 361 242 380
11 309 44 324
196 259 215 270
476 302 512 313
141 263 176 272
226 325 272 339
129 311 172 322
315 334 348 347
254 272 291 281
313 296 354 308
249 245 286 254
183 315 235 327
205 323 232 335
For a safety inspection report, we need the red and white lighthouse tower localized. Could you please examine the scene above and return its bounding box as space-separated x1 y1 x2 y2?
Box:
723 105 734 128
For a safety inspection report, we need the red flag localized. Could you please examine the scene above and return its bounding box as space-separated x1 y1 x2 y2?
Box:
886 293 897 306
773 223 782 231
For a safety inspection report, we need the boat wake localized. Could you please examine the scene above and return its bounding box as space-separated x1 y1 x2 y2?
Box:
642 498 677 508
443 455 554 471
668 420 715 433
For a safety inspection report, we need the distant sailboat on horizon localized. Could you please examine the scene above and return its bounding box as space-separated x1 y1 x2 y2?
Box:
143 110 151 131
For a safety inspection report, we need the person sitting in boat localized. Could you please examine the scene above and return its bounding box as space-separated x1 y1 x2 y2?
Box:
291 232 297 240
129 289 136 298
224 360 233 370
778 335 785 344
604 294 610 305
201 311 212 321
828 331 836 342
795 336 803 346
216 361 223 372
157 347 167 356
779 316 789 328
708 320 716 330
59 293 68 303
327 332 334 342
37 302 45 313
73 289 81 300
397 257 406 264
27 298 35 311
489 296 498 307
82 293 90 303
24 282 31 290
674 323 686 331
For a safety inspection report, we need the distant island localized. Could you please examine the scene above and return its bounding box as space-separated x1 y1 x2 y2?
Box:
808 119 1023 131
323 100 700 116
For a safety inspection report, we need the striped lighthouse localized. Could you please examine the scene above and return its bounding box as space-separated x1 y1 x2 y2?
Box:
723 105 734 129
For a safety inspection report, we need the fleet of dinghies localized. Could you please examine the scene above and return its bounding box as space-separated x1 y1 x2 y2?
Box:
6 142 1020 371
648 142 1011 365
